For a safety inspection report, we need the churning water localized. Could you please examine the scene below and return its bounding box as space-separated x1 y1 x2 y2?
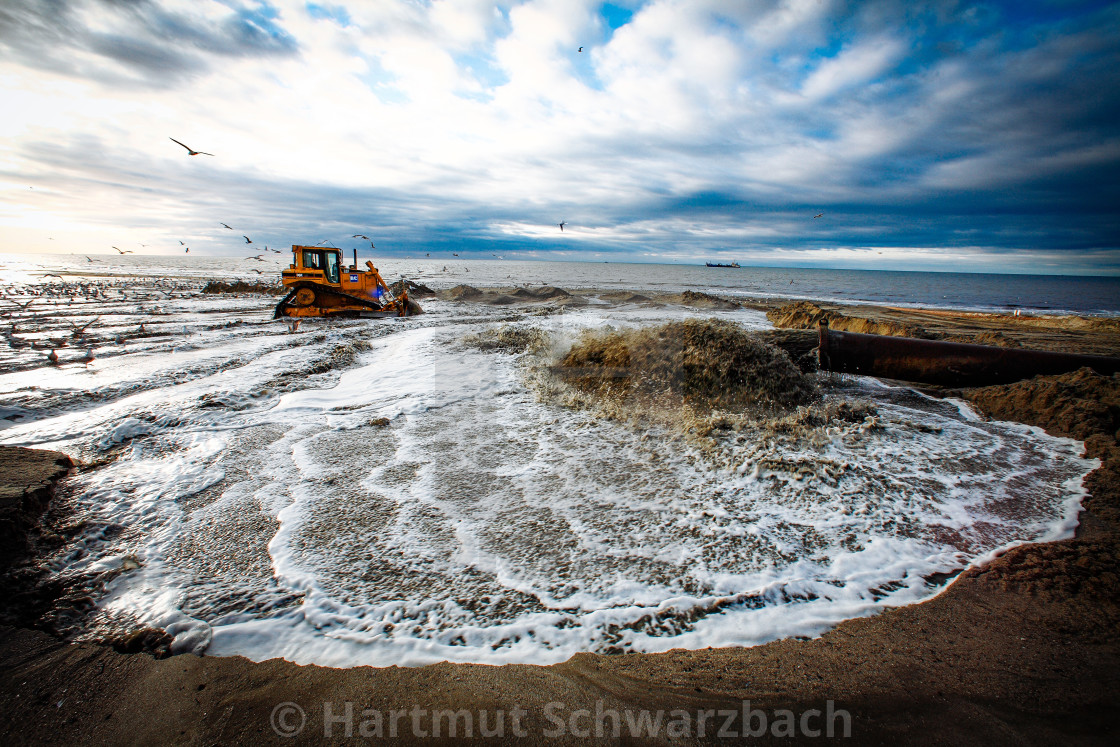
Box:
0 254 1098 665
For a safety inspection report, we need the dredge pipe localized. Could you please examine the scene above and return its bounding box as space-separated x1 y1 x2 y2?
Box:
817 323 1120 386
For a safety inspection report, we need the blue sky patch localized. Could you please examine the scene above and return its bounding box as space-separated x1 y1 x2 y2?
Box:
306 3 352 26
233 3 298 50
600 2 635 31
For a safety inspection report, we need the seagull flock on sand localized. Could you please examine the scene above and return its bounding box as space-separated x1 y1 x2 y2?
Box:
2 275 202 368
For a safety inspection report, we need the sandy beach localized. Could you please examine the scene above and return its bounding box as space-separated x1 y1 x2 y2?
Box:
2 290 1119 744
5 0 1120 739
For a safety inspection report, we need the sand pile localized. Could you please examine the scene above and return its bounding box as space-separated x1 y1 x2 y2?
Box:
942 330 1021 348
966 368 1120 443
389 279 436 298
439 284 580 306
0 448 73 568
440 284 484 301
1011 314 1120 333
462 325 550 354
0 447 129 645
201 280 285 295
556 319 816 413
668 290 742 310
521 285 572 300
768 301 928 338
963 368 1120 633
599 291 654 304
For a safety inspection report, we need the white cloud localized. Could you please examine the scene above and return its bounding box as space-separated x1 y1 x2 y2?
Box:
430 0 506 47
0 0 1115 272
801 36 906 100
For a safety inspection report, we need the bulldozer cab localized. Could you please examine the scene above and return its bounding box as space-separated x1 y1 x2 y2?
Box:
297 247 341 284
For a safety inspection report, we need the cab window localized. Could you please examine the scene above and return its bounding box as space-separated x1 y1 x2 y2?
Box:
325 252 340 283
302 251 322 270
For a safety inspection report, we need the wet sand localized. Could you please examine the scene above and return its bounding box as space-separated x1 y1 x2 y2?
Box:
2 298 1118 744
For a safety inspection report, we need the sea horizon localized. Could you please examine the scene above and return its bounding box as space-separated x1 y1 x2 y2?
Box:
4 251 1120 316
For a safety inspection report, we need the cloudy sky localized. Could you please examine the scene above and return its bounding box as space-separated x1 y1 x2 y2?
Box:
1 0 1118 274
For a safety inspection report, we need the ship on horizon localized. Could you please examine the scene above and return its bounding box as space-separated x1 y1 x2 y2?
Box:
705 261 741 268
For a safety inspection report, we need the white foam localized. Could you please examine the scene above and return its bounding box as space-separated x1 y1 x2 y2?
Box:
213 347 1093 665
2 294 1098 667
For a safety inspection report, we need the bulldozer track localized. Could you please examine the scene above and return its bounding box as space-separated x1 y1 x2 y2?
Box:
273 281 401 319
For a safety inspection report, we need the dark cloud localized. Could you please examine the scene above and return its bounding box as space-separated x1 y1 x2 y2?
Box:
9 126 1118 272
4 1 1118 271
547 1 1120 263
0 0 298 88
696 1 1120 263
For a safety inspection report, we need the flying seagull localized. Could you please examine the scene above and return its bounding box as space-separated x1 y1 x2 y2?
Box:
221 223 233 230
243 236 253 244
113 246 133 254
353 234 369 240
179 240 186 245
169 137 213 156
67 316 100 337
558 221 566 231
246 254 266 261
185 247 190 253
813 213 824 219
578 47 583 52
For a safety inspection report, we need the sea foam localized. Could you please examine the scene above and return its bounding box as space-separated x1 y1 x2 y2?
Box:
0 294 1096 667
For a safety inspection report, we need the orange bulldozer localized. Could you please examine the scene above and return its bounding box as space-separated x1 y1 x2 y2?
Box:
273 245 420 319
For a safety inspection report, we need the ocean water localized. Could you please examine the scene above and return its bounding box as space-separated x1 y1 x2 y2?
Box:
3 251 1120 315
0 252 1103 666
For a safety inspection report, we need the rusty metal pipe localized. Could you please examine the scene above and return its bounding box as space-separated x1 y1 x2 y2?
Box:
818 324 1120 386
